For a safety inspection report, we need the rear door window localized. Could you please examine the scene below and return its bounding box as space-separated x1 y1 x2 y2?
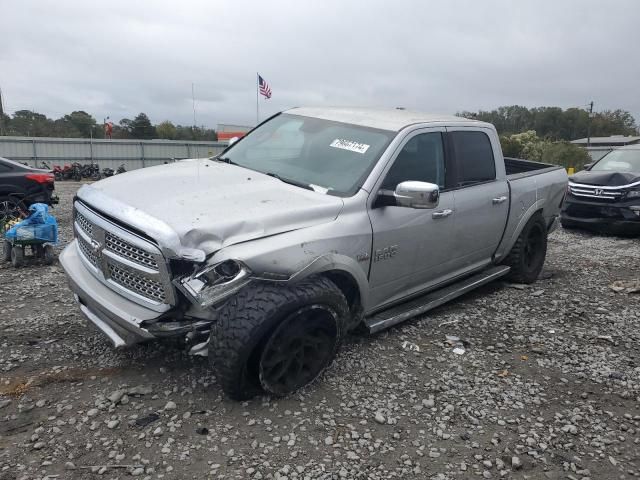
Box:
450 131 496 186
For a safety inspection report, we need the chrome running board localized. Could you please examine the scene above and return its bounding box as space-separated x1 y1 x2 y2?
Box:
365 265 511 334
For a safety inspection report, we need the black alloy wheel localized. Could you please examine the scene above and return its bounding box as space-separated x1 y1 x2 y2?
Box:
258 305 340 396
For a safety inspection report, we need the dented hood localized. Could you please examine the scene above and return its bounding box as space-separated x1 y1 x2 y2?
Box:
78 159 343 255
570 170 640 187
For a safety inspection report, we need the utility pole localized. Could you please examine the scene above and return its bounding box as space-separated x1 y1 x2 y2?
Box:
586 101 594 147
192 83 197 127
0 87 4 135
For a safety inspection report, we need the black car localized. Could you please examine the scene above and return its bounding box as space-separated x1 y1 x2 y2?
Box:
561 145 640 235
0 156 58 222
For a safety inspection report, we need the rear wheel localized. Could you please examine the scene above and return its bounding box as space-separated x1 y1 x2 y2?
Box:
44 245 55 265
210 276 348 400
503 213 548 284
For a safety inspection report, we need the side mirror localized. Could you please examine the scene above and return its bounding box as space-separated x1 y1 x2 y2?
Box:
582 163 593 171
228 136 239 146
394 181 440 209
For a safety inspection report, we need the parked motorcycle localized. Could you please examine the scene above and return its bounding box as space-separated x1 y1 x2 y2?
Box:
52 164 66 181
102 167 115 177
69 163 83 181
81 162 101 181
116 164 127 175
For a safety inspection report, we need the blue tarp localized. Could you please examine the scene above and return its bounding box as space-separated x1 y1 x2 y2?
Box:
4 203 58 244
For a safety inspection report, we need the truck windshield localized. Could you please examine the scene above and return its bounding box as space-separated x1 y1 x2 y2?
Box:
591 149 640 173
218 114 394 196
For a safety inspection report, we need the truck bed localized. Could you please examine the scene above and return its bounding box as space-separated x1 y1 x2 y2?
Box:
494 157 568 262
504 157 562 179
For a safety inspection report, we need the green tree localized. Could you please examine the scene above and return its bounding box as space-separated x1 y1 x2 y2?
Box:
8 110 53 136
460 105 638 140
130 113 156 139
500 130 546 161
156 120 177 139
117 118 133 138
50 118 81 137
541 141 590 171
500 130 590 170
62 110 97 138
0 112 9 135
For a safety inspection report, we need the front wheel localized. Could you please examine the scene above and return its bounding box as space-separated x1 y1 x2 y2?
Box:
210 276 348 400
503 213 548 284
2 241 11 262
11 246 24 268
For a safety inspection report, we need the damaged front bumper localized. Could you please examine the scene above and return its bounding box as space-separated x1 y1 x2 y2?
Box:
561 197 640 235
60 241 213 348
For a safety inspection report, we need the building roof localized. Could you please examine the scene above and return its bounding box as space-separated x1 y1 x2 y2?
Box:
571 135 640 146
285 106 488 132
217 124 252 132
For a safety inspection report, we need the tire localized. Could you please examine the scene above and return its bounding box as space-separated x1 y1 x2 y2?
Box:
210 276 349 400
11 246 24 268
503 213 548 284
44 245 55 265
2 241 11 262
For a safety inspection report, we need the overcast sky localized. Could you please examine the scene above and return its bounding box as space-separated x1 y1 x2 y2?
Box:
2 0 639 129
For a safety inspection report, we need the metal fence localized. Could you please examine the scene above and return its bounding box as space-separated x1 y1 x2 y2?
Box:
0 136 228 170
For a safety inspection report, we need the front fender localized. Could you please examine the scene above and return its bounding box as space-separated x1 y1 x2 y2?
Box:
206 203 373 310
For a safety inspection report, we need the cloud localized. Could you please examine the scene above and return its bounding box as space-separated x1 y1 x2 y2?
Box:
1 0 638 128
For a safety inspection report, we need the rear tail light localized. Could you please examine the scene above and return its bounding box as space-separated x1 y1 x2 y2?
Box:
25 173 55 184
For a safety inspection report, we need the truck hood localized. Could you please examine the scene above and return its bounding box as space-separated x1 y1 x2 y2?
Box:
570 170 640 187
77 159 344 257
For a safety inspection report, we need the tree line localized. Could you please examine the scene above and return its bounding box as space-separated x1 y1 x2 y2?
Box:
0 110 218 141
458 105 638 140
1 104 637 144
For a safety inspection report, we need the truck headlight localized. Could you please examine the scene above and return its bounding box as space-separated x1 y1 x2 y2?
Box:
175 260 252 308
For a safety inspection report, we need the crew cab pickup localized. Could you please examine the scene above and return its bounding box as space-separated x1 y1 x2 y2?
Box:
60 107 568 399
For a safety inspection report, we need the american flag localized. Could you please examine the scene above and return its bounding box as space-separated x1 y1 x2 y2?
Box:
258 74 272 99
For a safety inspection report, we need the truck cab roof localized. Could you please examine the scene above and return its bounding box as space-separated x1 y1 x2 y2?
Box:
285 106 491 132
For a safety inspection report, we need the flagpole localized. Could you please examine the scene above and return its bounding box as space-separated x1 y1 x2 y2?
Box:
256 73 259 125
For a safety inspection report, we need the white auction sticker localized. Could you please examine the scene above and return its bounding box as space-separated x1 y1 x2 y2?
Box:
330 138 370 154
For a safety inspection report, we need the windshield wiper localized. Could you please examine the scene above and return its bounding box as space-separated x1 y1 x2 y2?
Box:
214 156 239 166
265 172 314 191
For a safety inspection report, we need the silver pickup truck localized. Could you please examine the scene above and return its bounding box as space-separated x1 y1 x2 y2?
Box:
60 107 568 399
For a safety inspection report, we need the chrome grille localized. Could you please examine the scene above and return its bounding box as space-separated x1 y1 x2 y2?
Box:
76 211 93 236
569 183 623 201
73 202 174 310
105 232 158 269
77 235 101 269
108 264 166 302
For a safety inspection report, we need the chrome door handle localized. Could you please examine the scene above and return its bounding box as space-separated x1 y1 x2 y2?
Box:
492 196 508 204
432 209 453 219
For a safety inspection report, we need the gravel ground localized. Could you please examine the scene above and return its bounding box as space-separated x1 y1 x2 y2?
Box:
1 181 639 480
